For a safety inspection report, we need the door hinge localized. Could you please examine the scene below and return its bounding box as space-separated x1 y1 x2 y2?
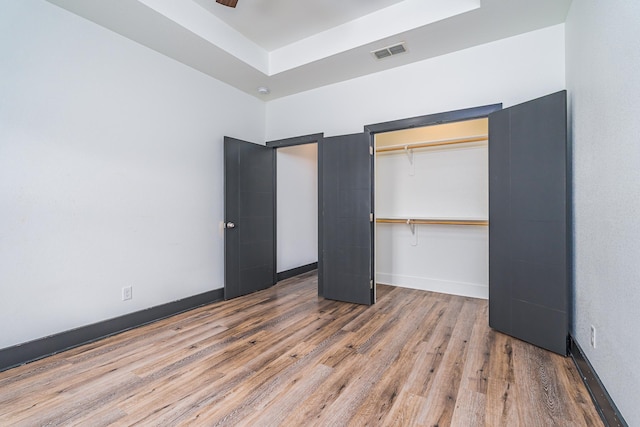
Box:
370 279 374 289
369 145 373 155
370 212 374 222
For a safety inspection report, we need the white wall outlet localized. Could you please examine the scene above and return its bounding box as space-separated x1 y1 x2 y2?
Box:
590 325 596 348
122 286 133 301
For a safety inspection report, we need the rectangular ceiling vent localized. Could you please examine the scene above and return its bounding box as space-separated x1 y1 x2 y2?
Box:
372 42 407 60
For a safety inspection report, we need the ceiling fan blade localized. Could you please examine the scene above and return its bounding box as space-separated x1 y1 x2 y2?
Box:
216 0 238 7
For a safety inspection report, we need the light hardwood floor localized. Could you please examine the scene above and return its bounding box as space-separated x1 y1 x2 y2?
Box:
0 271 602 426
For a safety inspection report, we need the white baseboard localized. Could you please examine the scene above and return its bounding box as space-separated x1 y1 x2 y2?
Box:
376 273 488 299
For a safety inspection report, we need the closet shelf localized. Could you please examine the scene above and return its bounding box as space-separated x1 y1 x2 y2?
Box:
376 217 488 226
375 134 488 153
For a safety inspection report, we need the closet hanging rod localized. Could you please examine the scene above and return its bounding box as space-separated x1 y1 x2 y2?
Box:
375 134 488 153
376 218 488 226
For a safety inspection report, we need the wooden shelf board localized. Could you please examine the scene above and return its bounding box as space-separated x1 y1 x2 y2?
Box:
376 134 488 153
376 218 488 226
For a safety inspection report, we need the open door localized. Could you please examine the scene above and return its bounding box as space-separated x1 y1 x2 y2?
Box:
488 91 570 355
319 133 374 305
224 137 276 299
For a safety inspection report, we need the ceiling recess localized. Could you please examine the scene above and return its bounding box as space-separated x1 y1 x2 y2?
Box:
372 42 407 60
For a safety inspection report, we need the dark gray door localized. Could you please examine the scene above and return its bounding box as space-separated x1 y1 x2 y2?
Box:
224 137 276 299
319 133 374 305
488 91 570 355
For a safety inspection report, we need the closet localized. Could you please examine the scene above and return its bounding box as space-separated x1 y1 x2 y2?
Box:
374 118 489 299
226 95 568 354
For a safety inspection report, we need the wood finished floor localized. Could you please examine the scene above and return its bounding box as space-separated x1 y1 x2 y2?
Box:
0 271 602 426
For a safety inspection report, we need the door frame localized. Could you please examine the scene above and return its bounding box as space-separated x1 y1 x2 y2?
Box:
364 104 503 135
364 103 502 300
266 133 324 293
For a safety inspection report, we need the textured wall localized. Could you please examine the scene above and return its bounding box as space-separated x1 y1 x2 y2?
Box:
566 1 640 425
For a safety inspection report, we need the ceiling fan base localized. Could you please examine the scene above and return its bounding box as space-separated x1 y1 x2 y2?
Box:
216 0 238 8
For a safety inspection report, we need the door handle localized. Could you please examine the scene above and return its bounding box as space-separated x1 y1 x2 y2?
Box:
225 222 236 229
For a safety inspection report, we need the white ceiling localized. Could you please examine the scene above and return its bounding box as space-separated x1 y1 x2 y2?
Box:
47 0 572 100
192 0 407 51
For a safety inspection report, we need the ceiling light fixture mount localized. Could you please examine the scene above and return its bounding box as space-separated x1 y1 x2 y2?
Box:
216 0 238 8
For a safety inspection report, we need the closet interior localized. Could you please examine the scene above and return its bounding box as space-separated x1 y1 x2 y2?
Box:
374 118 489 299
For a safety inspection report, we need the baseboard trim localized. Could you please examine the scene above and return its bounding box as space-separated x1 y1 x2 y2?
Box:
277 262 318 281
0 288 224 373
569 335 627 427
376 273 488 300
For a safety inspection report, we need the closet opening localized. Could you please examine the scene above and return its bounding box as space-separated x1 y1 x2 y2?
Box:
372 117 491 299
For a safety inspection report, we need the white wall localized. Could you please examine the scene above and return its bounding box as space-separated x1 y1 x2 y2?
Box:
566 1 640 425
376 146 488 219
276 144 318 272
266 25 566 140
0 0 265 349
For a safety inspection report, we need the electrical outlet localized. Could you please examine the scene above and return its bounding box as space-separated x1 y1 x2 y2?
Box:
122 286 133 301
590 325 596 348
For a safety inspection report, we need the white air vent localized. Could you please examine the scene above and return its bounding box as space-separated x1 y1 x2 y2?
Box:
372 42 407 60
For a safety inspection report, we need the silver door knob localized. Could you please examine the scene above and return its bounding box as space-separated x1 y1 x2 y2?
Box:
225 222 236 229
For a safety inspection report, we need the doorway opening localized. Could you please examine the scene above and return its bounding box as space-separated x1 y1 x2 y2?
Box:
275 143 318 281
